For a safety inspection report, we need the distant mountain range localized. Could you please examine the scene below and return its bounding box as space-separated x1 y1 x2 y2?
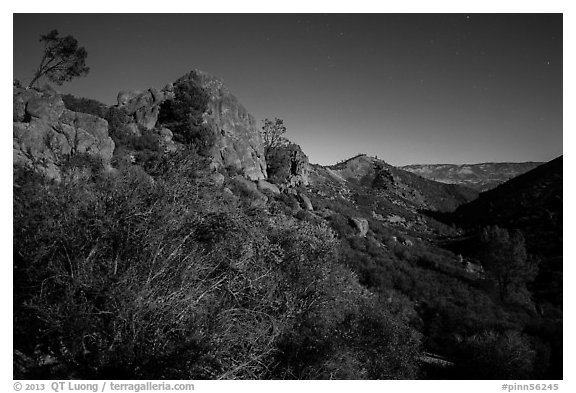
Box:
400 162 543 192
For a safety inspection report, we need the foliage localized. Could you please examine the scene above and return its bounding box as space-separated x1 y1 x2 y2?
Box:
265 143 301 184
480 226 539 301
13 154 421 379
28 29 89 88
261 118 287 154
158 80 214 155
453 330 536 379
61 94 108 118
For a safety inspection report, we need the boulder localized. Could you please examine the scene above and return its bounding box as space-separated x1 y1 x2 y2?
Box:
350 217 369 237
298 192 314 211
154 127 177 152
26 93 65 122
257 179 281 195
13 86 115 181
402 239 414 247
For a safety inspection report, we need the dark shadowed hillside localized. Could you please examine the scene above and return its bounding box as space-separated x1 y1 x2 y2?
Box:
453 156 562 259
401 162 543 192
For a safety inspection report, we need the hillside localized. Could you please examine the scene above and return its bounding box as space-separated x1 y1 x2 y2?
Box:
13 71 562 380
452 156 563 306
401 162 543 192
452 156 562 254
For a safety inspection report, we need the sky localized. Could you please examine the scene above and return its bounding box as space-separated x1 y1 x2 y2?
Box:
13 13 563 166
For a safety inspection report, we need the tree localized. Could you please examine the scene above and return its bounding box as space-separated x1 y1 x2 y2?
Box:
28 29 89 88
479 225 539 301
261 118 287 154
157 79 214 155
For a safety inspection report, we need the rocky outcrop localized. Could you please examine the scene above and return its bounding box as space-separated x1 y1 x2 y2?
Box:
116 86 175 133
350 217 369 237
112 70 267 181
287 144 310 187
173 70 267 181
265 142 310 187
13 86 115 181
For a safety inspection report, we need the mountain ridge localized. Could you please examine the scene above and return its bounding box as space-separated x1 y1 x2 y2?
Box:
400 161 544 192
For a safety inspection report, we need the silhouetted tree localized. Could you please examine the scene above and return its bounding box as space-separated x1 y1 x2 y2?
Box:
28 30 89 88
479 225 538 301
261 118 287 154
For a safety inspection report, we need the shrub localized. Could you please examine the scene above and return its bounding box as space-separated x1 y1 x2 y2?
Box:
454 330 537 379
158 79 213 155
62 94 108 118
13 156 422 379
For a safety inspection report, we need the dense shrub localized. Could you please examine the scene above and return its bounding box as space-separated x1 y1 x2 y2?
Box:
61 94 109 118
158 80 214 155
453 331 536 379
13 154 421 379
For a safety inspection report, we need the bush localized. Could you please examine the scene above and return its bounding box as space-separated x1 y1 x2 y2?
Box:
13 156 421 379
158 79 214 155
61 94 108 118
454 330 537 379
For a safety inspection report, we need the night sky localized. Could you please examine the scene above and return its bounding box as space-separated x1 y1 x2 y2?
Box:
13 14 563 166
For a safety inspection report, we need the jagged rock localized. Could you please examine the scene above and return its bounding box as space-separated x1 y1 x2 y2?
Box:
13 88 42 121
402 239 414 247
117 88 169 131
153 127 177 152
350 217 369 237
257 179 280 195
287 144 310 186
117 90 140 106
174 70 267 181
26 93 65 122
13 86 115 181
266 142 310 187
297 192 314 211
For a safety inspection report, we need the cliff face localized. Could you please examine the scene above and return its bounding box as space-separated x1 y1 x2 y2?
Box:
13 86 115 181
173 70 267 181
13 69 269 182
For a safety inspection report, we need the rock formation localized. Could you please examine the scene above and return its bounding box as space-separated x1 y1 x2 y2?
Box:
13 86 115 181
172 70 267 181
350 217 369 237
116 86 175 133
